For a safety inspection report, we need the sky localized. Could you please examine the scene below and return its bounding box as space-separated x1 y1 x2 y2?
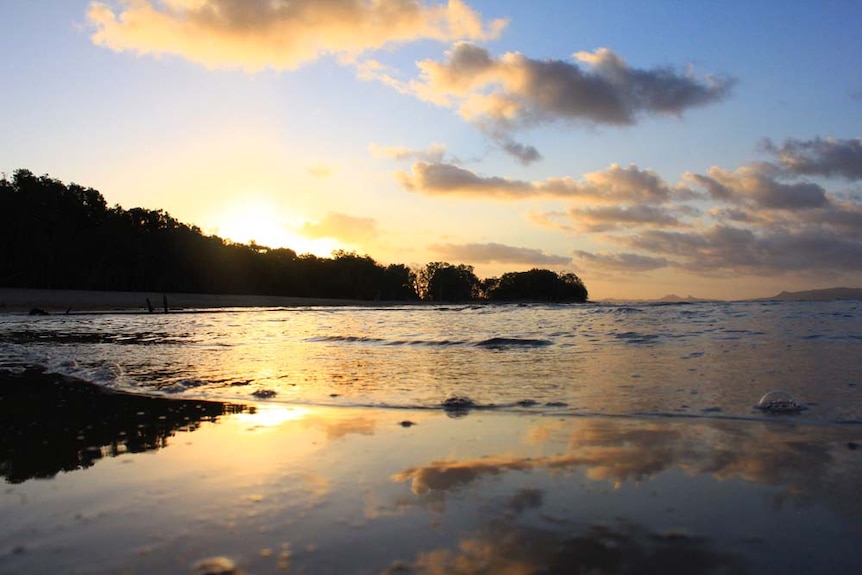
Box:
1 1 861 300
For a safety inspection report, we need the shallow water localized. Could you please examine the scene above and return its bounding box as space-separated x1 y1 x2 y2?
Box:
2 300 861 422
2 400 860 574
2 300 862 573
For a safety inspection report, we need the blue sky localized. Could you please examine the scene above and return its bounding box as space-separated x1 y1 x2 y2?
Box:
2 1 861 299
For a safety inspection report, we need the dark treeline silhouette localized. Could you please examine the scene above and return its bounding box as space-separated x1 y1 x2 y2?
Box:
0 169 588 302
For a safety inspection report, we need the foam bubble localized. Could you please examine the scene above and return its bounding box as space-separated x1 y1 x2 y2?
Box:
756 390 805 413
192 556 238 575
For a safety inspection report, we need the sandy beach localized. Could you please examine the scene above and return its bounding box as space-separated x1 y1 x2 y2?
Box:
0 288 405 313
2 369 861 574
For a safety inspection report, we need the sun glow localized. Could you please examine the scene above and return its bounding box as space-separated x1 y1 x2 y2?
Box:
235 405 310 428
205 198 339 257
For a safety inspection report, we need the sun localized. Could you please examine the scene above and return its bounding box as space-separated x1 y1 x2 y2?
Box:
206 198 339 256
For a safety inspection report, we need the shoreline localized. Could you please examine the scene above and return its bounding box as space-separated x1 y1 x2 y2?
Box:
0 287 422 313
2 368 861 573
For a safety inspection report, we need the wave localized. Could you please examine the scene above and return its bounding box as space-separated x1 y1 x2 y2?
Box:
4 361 860 426
474 337 553 348
306 335 555 348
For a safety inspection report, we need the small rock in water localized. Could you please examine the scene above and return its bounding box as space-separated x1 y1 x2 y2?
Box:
847 442 859 450
251 389 276 399
756 390 805 413
192 556 239 575
516 399 539 407
441 395 476 414
399 420 416 427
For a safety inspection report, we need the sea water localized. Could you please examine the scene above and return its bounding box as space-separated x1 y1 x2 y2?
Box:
2 299 862 573
1 300 860 423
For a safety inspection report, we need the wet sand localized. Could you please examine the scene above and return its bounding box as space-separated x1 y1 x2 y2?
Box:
2 370 862 574
0 288 413 314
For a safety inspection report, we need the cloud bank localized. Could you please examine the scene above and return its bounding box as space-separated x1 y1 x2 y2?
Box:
399 136 862 278
430 242 570 265
87 0 507 70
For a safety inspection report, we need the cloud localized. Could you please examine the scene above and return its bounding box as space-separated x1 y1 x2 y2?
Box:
761 137 862 180
397 161 687 203
397 162 534 198
87 0 507 71
498 136 542 165
408 135 862 279
298 212 378 243
686 164 829 210
409 43 734 130
572 251 670 272
429 242 571 265
369 143 447 164
306 162 335 178
622 225 862 275
566 205 686 232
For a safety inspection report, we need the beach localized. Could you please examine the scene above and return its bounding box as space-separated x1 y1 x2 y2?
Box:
2 369 862 574
3 297 862 573
0 288 397 314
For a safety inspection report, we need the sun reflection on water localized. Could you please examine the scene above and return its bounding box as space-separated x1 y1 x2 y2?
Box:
235 404 310 428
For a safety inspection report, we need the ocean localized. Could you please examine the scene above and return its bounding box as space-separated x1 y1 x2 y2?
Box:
1 300 860 422
2 300 862 573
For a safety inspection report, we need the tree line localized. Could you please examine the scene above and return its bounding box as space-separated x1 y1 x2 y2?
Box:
0 170 588 303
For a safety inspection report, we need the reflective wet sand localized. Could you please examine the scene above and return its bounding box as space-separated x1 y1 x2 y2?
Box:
2 373 861 574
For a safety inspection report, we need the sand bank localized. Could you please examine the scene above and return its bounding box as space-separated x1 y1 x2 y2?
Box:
2 370 861 574
0 287 409 313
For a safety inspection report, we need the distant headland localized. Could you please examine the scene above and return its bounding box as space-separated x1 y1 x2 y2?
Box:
755 287 862 302
602 287 862 304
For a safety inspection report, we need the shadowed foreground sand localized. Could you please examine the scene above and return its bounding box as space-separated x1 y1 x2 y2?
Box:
0 288 406 313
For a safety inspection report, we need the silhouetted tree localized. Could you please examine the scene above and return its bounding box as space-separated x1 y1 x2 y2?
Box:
380 263 419 300
487 269 588 302
0 170 589 304
421 262 479 302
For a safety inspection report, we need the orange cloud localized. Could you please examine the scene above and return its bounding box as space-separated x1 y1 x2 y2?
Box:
397 161 687 204
88 0 507 71
299 211 378 244
429 242 570 265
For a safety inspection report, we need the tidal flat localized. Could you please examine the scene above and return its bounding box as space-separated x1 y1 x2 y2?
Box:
2 370 861 574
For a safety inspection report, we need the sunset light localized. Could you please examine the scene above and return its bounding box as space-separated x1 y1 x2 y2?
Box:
3 4 862 573
205 198 341 257
2 1 860 300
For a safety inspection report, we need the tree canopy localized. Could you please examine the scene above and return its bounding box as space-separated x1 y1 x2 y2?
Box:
0 170 588 303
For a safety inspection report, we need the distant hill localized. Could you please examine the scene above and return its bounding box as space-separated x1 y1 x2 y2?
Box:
760 287 862 301
601 288 862 304
599 294 712 304
656 294 709 303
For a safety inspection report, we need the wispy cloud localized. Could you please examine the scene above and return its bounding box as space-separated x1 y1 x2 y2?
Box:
369 143 448 164
87 0 507 71
299 212 378 244
307 162 335 178
429 242 570 265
